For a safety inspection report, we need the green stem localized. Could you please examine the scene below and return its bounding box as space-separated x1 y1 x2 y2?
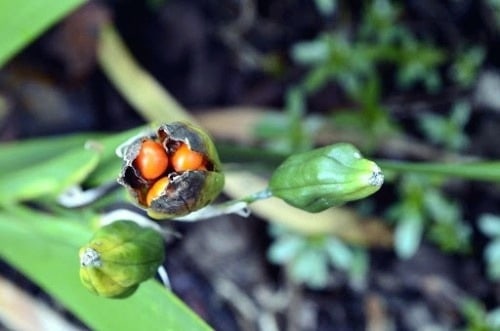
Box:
240 188 273 204
97 24 194 124
220 143 500 183
378 160 500 181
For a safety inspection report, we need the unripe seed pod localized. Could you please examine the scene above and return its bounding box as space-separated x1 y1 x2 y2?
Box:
79 220 165 298
268 143 383 213
118 122 224 219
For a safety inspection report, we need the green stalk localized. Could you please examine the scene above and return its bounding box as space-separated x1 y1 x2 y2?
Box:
378 160 500 181
97 24 194 124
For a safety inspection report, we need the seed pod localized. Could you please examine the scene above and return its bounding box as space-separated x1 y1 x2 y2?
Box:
118 122 225 219
79 220 165 298
268 143 383 213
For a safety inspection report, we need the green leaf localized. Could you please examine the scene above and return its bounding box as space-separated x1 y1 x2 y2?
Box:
348 248 368 288
291 38 330 65
394 215 423 259
450 46 485 87
460 299 489 330
486 307 500 329
424 189 459 223
0 0 86 67
314 0 337 16
325 237 353 270
0 144 100 202
485 239 500 280
0 133 98 174
0 128 144 198
479 214 500 237
0 207 212 331
97 25 194 124
451 101 472 128
290 247 329 288
267 234 305 264
418 102 470 151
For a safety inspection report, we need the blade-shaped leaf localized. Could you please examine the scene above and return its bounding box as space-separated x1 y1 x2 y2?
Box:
0 0 85 67
0 207 212 331
0 144 100 202
0 133 98 174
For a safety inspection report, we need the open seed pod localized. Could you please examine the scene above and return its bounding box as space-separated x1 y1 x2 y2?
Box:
118 122 225 219
79 220 165 298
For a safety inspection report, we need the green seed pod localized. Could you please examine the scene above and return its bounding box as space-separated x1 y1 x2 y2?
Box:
118 122 225 219
268 143 383 213
79 220 165 298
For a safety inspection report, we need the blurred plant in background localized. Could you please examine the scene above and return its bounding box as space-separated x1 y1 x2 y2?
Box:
418 101 471 151
479 214 500 281
256 0 487 292
388 174 471 258
292 0 446 145
486 0 500 31
460 299 500 331
268 225 368 289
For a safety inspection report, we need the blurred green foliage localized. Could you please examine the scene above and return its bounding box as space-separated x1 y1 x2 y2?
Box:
461 299 500 331
451 47 486 88
261 0 487 296
0 0 85 67
268 225 367 289
290 0 450 145
418 101 471 151
314 0 337 16
479 214 500 281
487 0 500 31
388 174 471 259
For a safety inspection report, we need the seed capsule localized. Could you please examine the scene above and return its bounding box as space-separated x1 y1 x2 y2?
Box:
268 143 383 213
79 221 165 298
118 122 225 219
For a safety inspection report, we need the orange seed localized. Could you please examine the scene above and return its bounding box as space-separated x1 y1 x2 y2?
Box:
135 140 169 180
171 143 205 172
146 177 169 206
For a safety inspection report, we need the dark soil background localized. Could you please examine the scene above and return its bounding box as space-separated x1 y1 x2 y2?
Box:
2 1 500 330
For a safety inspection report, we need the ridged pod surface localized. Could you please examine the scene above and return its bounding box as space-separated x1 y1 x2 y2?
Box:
79 221 165 298
268 143 383 213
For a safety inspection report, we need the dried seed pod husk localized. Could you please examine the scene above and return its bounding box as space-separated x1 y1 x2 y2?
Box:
118 122 225 219
79 220 165 298
268 143 383 213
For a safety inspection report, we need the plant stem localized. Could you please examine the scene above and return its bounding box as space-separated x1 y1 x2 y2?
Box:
240 188 273 204
378 160 500 182
97 24 194 124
